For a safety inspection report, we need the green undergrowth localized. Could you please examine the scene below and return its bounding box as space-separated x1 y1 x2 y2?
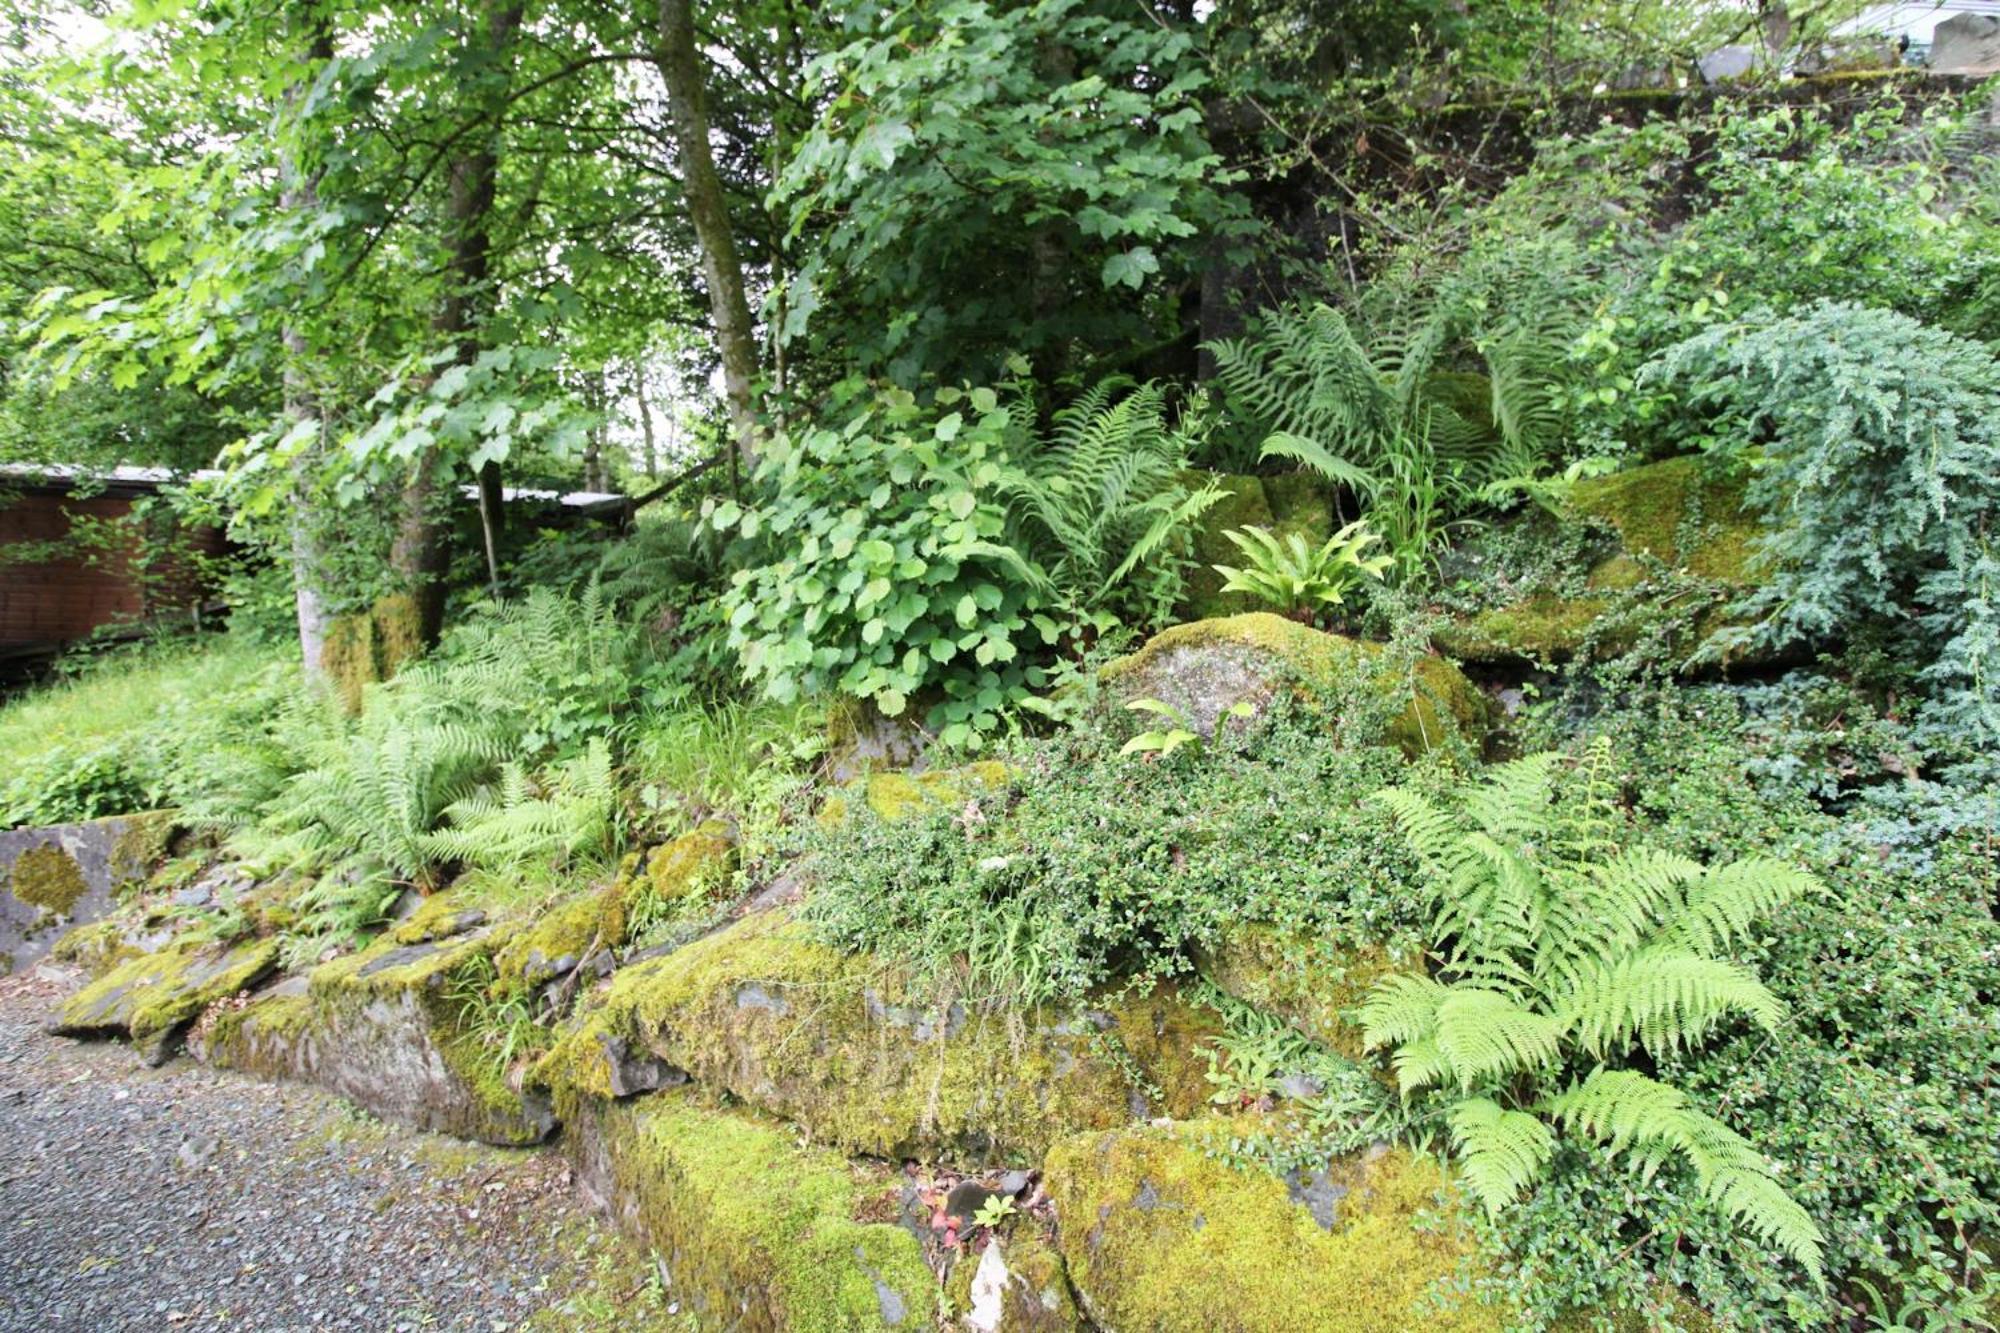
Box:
800 695 1435 1007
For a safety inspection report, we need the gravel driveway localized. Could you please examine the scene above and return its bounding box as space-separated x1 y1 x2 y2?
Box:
0 967 679 1332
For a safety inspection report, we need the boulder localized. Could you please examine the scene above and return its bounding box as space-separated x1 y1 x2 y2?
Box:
1044 1121 1501 1332
53 935 277 1064
1 811 174 975
1194 925 1405 1061
565 1089 935 1331
536 909 1218 1165
1436 456 1768 667
1931 13 2000 75
1100 613 1488 757
1697 44 1758 84
197 908 554 1145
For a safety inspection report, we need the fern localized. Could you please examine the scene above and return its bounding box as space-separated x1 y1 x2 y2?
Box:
1359 738 1825 1282
999 376 1222 621
423 737 619 873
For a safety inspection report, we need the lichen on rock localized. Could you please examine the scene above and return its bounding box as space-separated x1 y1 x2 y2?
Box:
1044 1119 1502 1332
1100 613 1488 757
536 908 1218 1164
947 1227 1083 1332
567 1089 936 1331
8 843 89 916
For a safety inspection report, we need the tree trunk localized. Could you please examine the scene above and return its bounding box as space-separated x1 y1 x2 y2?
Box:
280 17 334 681
394 0 523 634
656 0 760 468
633 359 658 477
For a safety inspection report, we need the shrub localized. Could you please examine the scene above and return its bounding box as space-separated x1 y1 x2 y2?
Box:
1651 301 2000 776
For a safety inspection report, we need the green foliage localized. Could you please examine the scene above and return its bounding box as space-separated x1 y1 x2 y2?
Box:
997 376 1219 625
717 380 1054 746
1363 741 1824 1282
719 377 1218 745
424 737 621 878
1652 301 2000 776
1210 520 1389 621
802 699 1425 1006
775 0 1242 383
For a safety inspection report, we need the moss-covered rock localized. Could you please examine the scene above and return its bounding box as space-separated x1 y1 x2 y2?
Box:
201 914 555 1145
53 936 278 1064
537 909 1218 1165
1045 1122 1500 1333
492 823 737 994
1 812 177 976
819 760 1012 826
567 1089 936 1331
49 918 141 976
948 1228 1083 1332
1261 473 1335 548
1194 926 1404 1061
1181 473 1276 620
1101 613 1488 757
1437 456 1765 666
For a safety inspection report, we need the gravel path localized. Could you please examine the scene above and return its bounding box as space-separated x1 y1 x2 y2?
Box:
0 967 677 1333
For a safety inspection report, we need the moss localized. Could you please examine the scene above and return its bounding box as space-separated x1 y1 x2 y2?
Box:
1181 473 1276 620
1195 926 1403 1061
369 591 427 681
321 595 432 713
643 821 736 903
56 936 279 1058
1101 613 1488 758
9 843 89 915
50 918 137 976
1568 455 1757 585
388 889 489 945
320 613 378 714
820 760 1012 826
108 810 178 884
1045 1121 1502 1332
584 1090 936 1330
1261 473 1333 548
536 909 1218 1163
1439 457 1766 666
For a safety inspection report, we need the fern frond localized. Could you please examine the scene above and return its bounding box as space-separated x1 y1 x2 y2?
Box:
1431 987 1566 1088
1358 971 1451 1050
1662 857 1820 956
1548 1069 1824 1283
1448 1095 1556 1213
1561 949 1786 1058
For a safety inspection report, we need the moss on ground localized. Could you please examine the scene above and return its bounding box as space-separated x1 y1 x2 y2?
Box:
537 909 1218 1164
8 843 89 915
1045 1121 1501 1332
1101 613 1488 757
585 1091 935 1330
